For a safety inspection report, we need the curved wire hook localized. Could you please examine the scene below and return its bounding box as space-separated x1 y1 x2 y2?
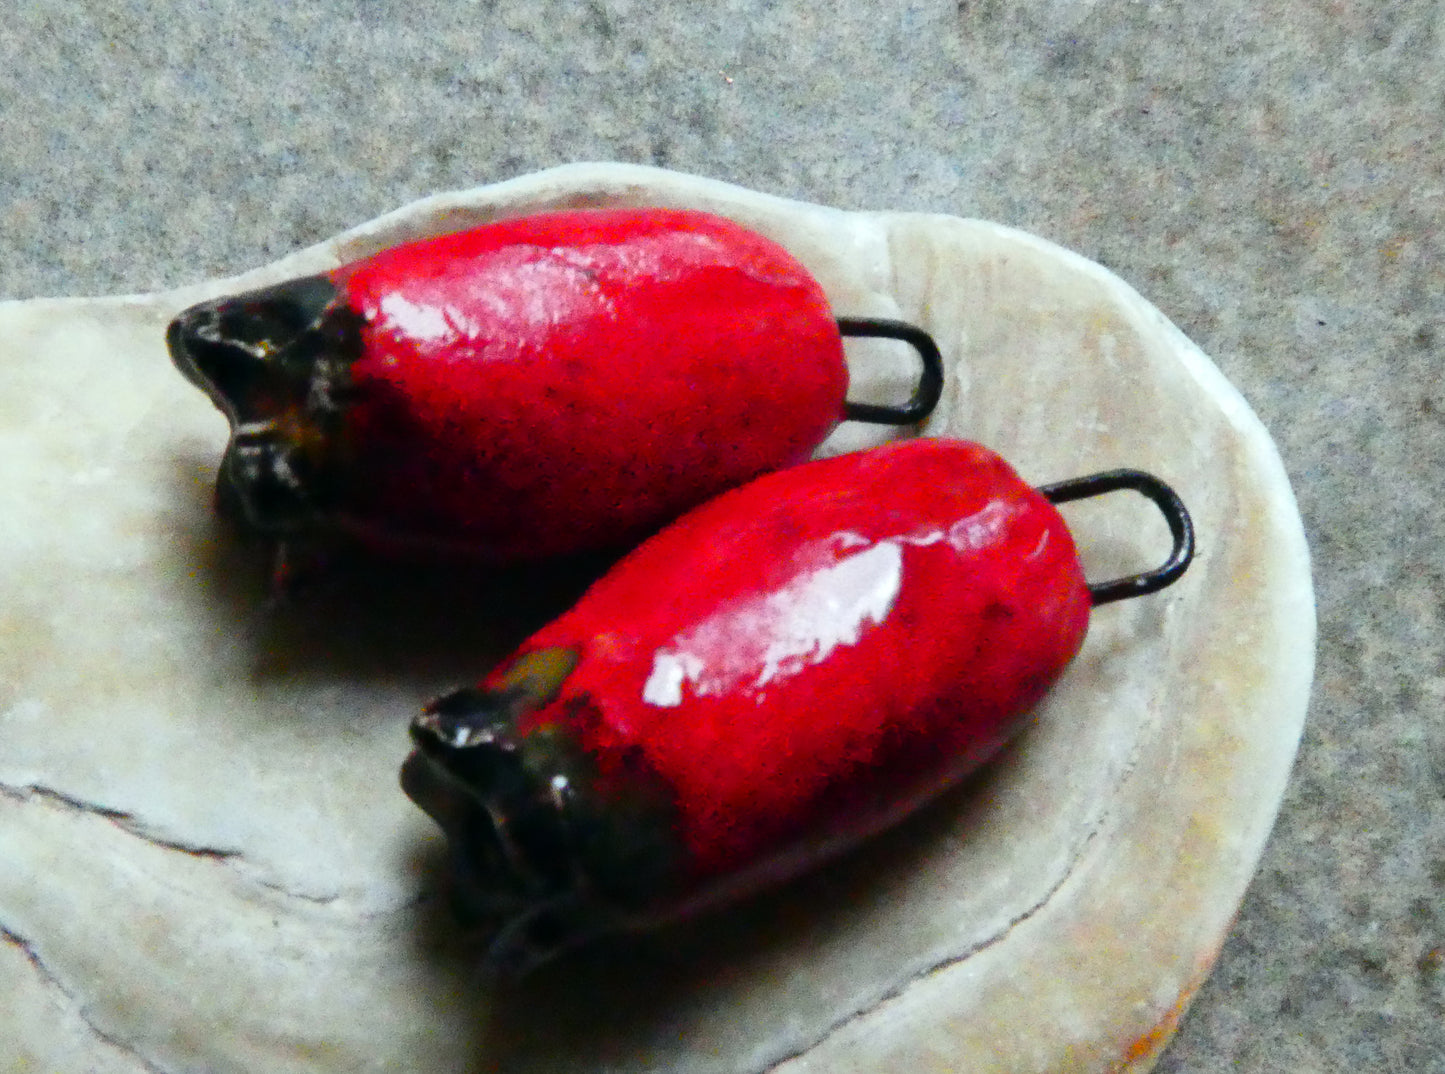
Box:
836 317 945 426
1039 469 1195 606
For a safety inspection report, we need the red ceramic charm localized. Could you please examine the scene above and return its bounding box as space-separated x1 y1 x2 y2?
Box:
167 209 935 565
400 438 1192 973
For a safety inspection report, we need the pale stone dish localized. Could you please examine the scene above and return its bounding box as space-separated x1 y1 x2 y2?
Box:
0 164 1314 1074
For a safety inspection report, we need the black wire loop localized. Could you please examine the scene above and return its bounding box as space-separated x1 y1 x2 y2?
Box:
837 317 945 426
1039 469 1195 606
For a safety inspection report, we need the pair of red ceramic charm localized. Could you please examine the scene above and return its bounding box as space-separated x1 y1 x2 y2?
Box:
168 207 1193 974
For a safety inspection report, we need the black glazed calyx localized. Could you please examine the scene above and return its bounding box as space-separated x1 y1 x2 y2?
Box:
165 275 365 535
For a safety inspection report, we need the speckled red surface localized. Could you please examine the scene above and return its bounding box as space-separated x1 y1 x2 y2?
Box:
333 209 847 561
507 439 1091 879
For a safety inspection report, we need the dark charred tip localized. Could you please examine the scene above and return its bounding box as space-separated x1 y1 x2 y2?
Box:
211 446 314 559
165 275 341 423
399 748 475 836
413 687 523 752
168 275 365 538
413 648 582 753
402 701 582 918
400 744 540 924
217 433 315 537
401 655 683 971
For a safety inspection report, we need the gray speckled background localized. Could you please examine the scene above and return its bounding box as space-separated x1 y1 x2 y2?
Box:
2 1 1440 1069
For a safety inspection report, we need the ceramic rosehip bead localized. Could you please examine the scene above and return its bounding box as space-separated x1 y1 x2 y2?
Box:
166 208 940 567
400 437 1193 975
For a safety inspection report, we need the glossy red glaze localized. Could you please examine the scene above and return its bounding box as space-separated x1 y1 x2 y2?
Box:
328 208 847 561
501 439 1093 882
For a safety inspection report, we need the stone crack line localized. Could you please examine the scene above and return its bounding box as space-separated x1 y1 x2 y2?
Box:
1 921 174 1074
0 779 238 860
756 821 1107 1074
257 873 343 906
0 777 429 917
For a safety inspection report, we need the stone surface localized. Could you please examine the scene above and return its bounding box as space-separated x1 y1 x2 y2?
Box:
1 166 1310 1072
1 2 1441 1070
